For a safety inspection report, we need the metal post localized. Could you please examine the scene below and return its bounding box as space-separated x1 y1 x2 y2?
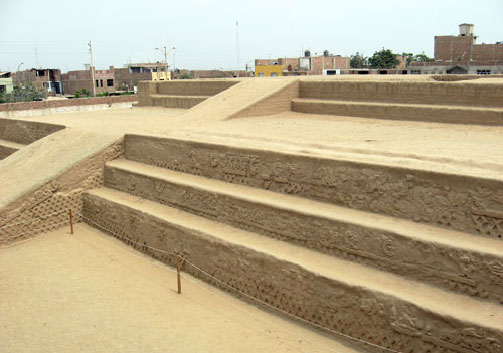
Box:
177 255 182 294
69 209 74 234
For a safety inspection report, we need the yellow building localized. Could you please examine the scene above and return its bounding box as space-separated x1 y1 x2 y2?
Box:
152 69 171 81
255 64 283 77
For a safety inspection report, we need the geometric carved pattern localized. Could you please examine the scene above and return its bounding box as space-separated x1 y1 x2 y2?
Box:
125 135 503 240
83 193 503 353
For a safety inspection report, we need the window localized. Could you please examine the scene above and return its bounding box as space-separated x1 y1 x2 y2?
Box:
477 69 491 75
100 79 104 87
410 70 421 75
271 72 279 77
96 79 99 87
257 72 265 77
107 79 114 87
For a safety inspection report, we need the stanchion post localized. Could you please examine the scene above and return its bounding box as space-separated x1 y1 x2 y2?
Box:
177 255 182 294
69 209 74 234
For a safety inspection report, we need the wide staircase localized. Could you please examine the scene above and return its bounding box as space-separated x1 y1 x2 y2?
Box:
82 130 503 352
0 118 64 160
137 79 239 109
291 80 503 125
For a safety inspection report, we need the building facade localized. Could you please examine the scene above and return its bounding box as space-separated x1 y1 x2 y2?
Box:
61 66 115 95
0 72 14 94
14 68 62 94
255 51 350 77
409 24 503 75
115 63 170 92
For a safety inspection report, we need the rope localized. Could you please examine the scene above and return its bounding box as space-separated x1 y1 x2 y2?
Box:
179 272 345 353
73 227 336 353
2 220 70 240
0 209 69 230
75 211 177 257
75 211 401 353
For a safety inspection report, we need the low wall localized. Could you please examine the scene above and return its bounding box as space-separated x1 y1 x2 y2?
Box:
299 80 503 107
0 96 137 118
137 80 239 107
0 95 136 112
0 119 65 145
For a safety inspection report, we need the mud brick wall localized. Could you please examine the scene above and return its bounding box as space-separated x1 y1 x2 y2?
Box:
124 135 503 241
104 164 503 304
0 95 136 113
0 140 124 244
299 81 503 107
83 193 503 353
0 119 65 145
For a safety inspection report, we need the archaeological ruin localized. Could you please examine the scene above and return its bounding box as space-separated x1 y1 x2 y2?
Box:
1 75 502 353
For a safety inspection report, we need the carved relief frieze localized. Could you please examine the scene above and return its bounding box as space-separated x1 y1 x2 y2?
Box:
126 137 503 240
83 196 503 353
105 165 503 303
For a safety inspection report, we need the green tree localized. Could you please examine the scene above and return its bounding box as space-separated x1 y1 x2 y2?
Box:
413 52 434 63
402 52 414 66
368 48 400 69
0 82 47 103
350 52 368 68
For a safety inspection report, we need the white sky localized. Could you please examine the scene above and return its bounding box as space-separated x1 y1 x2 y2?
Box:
1 0 502 72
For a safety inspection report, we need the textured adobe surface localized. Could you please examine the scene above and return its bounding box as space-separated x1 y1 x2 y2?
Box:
0 118 65 145
3 76 503 352
124 135 503 240
103 159 503 304
83 189 503 353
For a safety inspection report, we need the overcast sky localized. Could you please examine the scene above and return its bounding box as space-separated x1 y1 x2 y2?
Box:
1 0 502 72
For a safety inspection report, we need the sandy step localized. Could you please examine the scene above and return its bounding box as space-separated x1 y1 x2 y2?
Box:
104 159 503 304
150 94 209 109
291 98 503 125
0 138 25 160
124 134 503 240
299 80 503 107
83 187 503 353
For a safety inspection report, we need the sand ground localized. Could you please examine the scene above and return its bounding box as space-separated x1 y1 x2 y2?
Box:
0 223 364 353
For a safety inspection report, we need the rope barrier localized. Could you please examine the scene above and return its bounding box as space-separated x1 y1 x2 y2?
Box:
0 209 68 230
74 210 402 353
2 220 70 241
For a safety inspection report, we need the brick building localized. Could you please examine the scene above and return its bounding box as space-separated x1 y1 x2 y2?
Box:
61 66 115 95
13 68 62 94
255 50 350 76
114 63 170 92
409 24 503 75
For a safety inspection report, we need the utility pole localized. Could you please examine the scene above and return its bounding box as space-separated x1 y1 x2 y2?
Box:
155 46 175 79
236 20 239 75
88 40 96 96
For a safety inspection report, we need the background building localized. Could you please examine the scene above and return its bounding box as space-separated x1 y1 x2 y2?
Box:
115 63 170 92
255 50 350 77
61 66 115 95
0 72 14 94
409 24 503 74
13 68 62 94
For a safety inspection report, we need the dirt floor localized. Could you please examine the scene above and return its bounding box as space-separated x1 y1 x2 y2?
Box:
0 223 364 353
